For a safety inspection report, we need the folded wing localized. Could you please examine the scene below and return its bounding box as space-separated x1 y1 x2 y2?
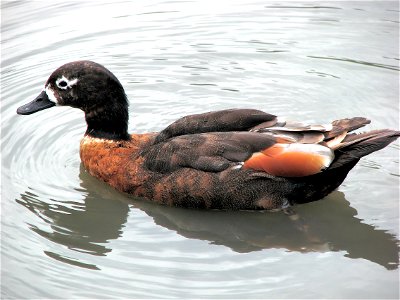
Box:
148 109 373 177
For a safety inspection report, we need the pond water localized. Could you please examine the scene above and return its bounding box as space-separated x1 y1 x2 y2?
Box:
1 1 399 299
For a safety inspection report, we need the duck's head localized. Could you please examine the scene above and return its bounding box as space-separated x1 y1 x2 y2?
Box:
17 60 130 140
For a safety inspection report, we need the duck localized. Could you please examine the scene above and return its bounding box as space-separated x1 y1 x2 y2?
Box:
17 60 400 210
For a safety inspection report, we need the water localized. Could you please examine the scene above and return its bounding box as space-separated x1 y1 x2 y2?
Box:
1 1 399 298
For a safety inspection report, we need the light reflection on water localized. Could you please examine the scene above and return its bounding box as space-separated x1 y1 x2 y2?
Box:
2 1 399 299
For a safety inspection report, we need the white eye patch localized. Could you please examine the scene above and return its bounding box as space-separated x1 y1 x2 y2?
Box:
56 75 78 90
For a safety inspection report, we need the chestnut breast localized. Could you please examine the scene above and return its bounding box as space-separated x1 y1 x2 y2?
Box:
79 133 156 192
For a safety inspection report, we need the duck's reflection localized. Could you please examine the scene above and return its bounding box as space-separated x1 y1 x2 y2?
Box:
17 164 399 270
133 190 399 270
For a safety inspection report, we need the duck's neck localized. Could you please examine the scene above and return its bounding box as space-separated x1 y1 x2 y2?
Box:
84 101 130 141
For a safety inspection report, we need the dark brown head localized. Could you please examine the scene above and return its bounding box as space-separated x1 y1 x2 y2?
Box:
17 60 130 140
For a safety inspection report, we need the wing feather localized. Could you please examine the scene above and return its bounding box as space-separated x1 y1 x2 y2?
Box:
144 132 278 173
154 109 277 143
147 109 373 177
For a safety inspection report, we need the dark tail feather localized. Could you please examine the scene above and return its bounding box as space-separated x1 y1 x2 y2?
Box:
329 129 400 169
325 117 371 139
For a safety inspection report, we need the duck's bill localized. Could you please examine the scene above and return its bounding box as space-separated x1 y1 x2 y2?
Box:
17 90 55 115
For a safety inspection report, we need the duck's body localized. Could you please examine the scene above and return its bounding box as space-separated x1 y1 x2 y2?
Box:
17 61 400 210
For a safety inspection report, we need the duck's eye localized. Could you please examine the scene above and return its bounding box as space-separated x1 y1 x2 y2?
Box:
58 80 67 88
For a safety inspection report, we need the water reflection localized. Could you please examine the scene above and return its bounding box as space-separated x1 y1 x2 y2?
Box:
134 193 399 270
16 170 130 269
16 164 399 270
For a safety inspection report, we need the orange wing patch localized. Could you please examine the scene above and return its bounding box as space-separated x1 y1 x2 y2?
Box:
243 143 334 177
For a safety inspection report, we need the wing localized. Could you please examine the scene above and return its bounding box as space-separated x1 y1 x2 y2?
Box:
144 131 281 173
147 109 371 177
144 130 336 177
153 109 277 144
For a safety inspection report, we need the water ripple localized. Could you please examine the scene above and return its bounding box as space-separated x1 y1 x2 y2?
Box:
2 1 399 299
308 55 400 71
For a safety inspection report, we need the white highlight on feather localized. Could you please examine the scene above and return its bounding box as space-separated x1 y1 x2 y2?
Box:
231 162 244 170
282 143 334 168
267 124 333 132
269 118 333 132
44 85 58 104
56 75 78 90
